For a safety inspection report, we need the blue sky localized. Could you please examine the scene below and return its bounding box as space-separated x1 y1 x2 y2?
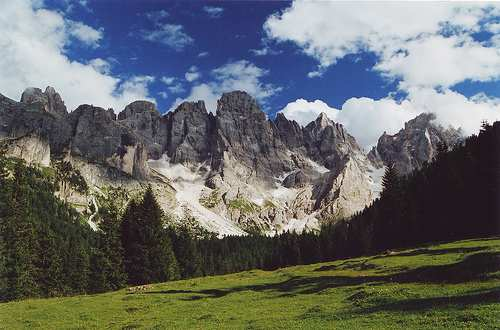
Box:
53 0 397 114
1 1 500 148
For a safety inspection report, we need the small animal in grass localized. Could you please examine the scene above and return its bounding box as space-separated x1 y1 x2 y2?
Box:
127 284 153 293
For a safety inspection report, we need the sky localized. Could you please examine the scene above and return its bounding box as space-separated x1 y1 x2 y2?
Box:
1 0 500 149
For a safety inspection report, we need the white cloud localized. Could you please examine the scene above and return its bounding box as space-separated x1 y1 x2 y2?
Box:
171 60 281 112
197 51 209 58
203 6 224 18
158 91 168 99
264 2 500 86
144 10 169 23
405 87 500 135
88 58 111 74
267 1 500 147
140 23 193 51
280 98 417 149
0 0 155 112
280 99 339 127
280 88 500 149
160 76 185 94
375 34 500 89
486 22 500 33
249 46 282 56
67 20 103 47
185 65 201 82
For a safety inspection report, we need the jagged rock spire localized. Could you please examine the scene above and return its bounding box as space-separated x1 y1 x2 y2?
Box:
20 86 67 116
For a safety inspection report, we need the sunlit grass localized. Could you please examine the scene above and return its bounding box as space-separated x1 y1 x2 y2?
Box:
1 237 499 329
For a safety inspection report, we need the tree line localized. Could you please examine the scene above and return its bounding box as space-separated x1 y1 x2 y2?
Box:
0 121 498 301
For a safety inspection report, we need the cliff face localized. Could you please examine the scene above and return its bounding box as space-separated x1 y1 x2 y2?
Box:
0 87 459 235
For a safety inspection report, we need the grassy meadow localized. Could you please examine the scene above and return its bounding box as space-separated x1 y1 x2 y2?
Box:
1 237 499 329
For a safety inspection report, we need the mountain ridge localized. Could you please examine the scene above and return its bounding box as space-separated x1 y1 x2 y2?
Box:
0 86 462 235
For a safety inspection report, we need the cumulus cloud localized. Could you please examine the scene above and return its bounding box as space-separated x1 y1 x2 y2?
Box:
203 6 224 18
264 1 500 88
280 88 500 150
376 34 500 89
87 58 111 74
171 60 281 112
67 20 103 47
140 23 194 51
268 1 500 147
0 0 155 112
185 66 201 82
160 76 185 94
280 98 417 149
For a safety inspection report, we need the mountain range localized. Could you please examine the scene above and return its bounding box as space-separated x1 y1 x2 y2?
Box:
0 87 462 235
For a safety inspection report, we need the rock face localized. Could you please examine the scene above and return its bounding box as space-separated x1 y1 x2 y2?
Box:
368 113 463 174
213 91 292 181
69 104 150 178
4 133 51 166
20 86 68 116
1 86 458 236
164 101 213 165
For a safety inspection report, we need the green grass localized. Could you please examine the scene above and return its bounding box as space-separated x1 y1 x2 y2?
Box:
1 237 499 329
227 197 260 214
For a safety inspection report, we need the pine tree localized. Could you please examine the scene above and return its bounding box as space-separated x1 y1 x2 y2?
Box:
375 163 402 250
141 186 179 282
121 186 179 285
96 194 127 290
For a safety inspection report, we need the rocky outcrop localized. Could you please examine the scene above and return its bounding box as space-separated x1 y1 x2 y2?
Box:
3 86 437 236
213 91 293 181
117 100 163 158
164 101 213 165
3 133 51 166
368 113 462 174
20 86 68 116
69 104 149 178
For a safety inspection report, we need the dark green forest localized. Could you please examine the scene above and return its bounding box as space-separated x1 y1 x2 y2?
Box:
0 122 499 302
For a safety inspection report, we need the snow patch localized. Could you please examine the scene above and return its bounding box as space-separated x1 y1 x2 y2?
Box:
367 165 385 197
148 155 246 236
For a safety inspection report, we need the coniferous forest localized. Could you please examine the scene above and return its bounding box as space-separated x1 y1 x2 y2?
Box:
0 122 499 302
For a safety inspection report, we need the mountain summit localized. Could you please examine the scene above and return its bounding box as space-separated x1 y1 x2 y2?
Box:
0 88 462 235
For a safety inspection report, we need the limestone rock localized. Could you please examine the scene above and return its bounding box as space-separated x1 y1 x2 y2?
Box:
20 86 68 116
3 133 51 166
165 101 214 165
369 113 463 174
69 104 149 178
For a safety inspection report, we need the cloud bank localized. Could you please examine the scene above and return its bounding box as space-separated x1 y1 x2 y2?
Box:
268 1 500 148
0 0 155 112
171 60 281 113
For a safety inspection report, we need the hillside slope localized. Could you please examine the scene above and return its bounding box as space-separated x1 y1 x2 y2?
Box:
2 237 499 329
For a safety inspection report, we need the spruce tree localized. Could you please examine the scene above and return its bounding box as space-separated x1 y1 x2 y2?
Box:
96 194 127 290
121 186 179 285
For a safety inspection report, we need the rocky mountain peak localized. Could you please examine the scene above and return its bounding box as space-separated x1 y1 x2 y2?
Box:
369 112 462 174
316 112 332 128
404 112 436 130
118 100 159 120
20 86 67 116
274 112 304 151
165 100 213 164
217 91 264 118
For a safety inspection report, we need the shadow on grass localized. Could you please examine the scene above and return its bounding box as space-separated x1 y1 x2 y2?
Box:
315 246 489 272
142 252 500 301
358 287 500 314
